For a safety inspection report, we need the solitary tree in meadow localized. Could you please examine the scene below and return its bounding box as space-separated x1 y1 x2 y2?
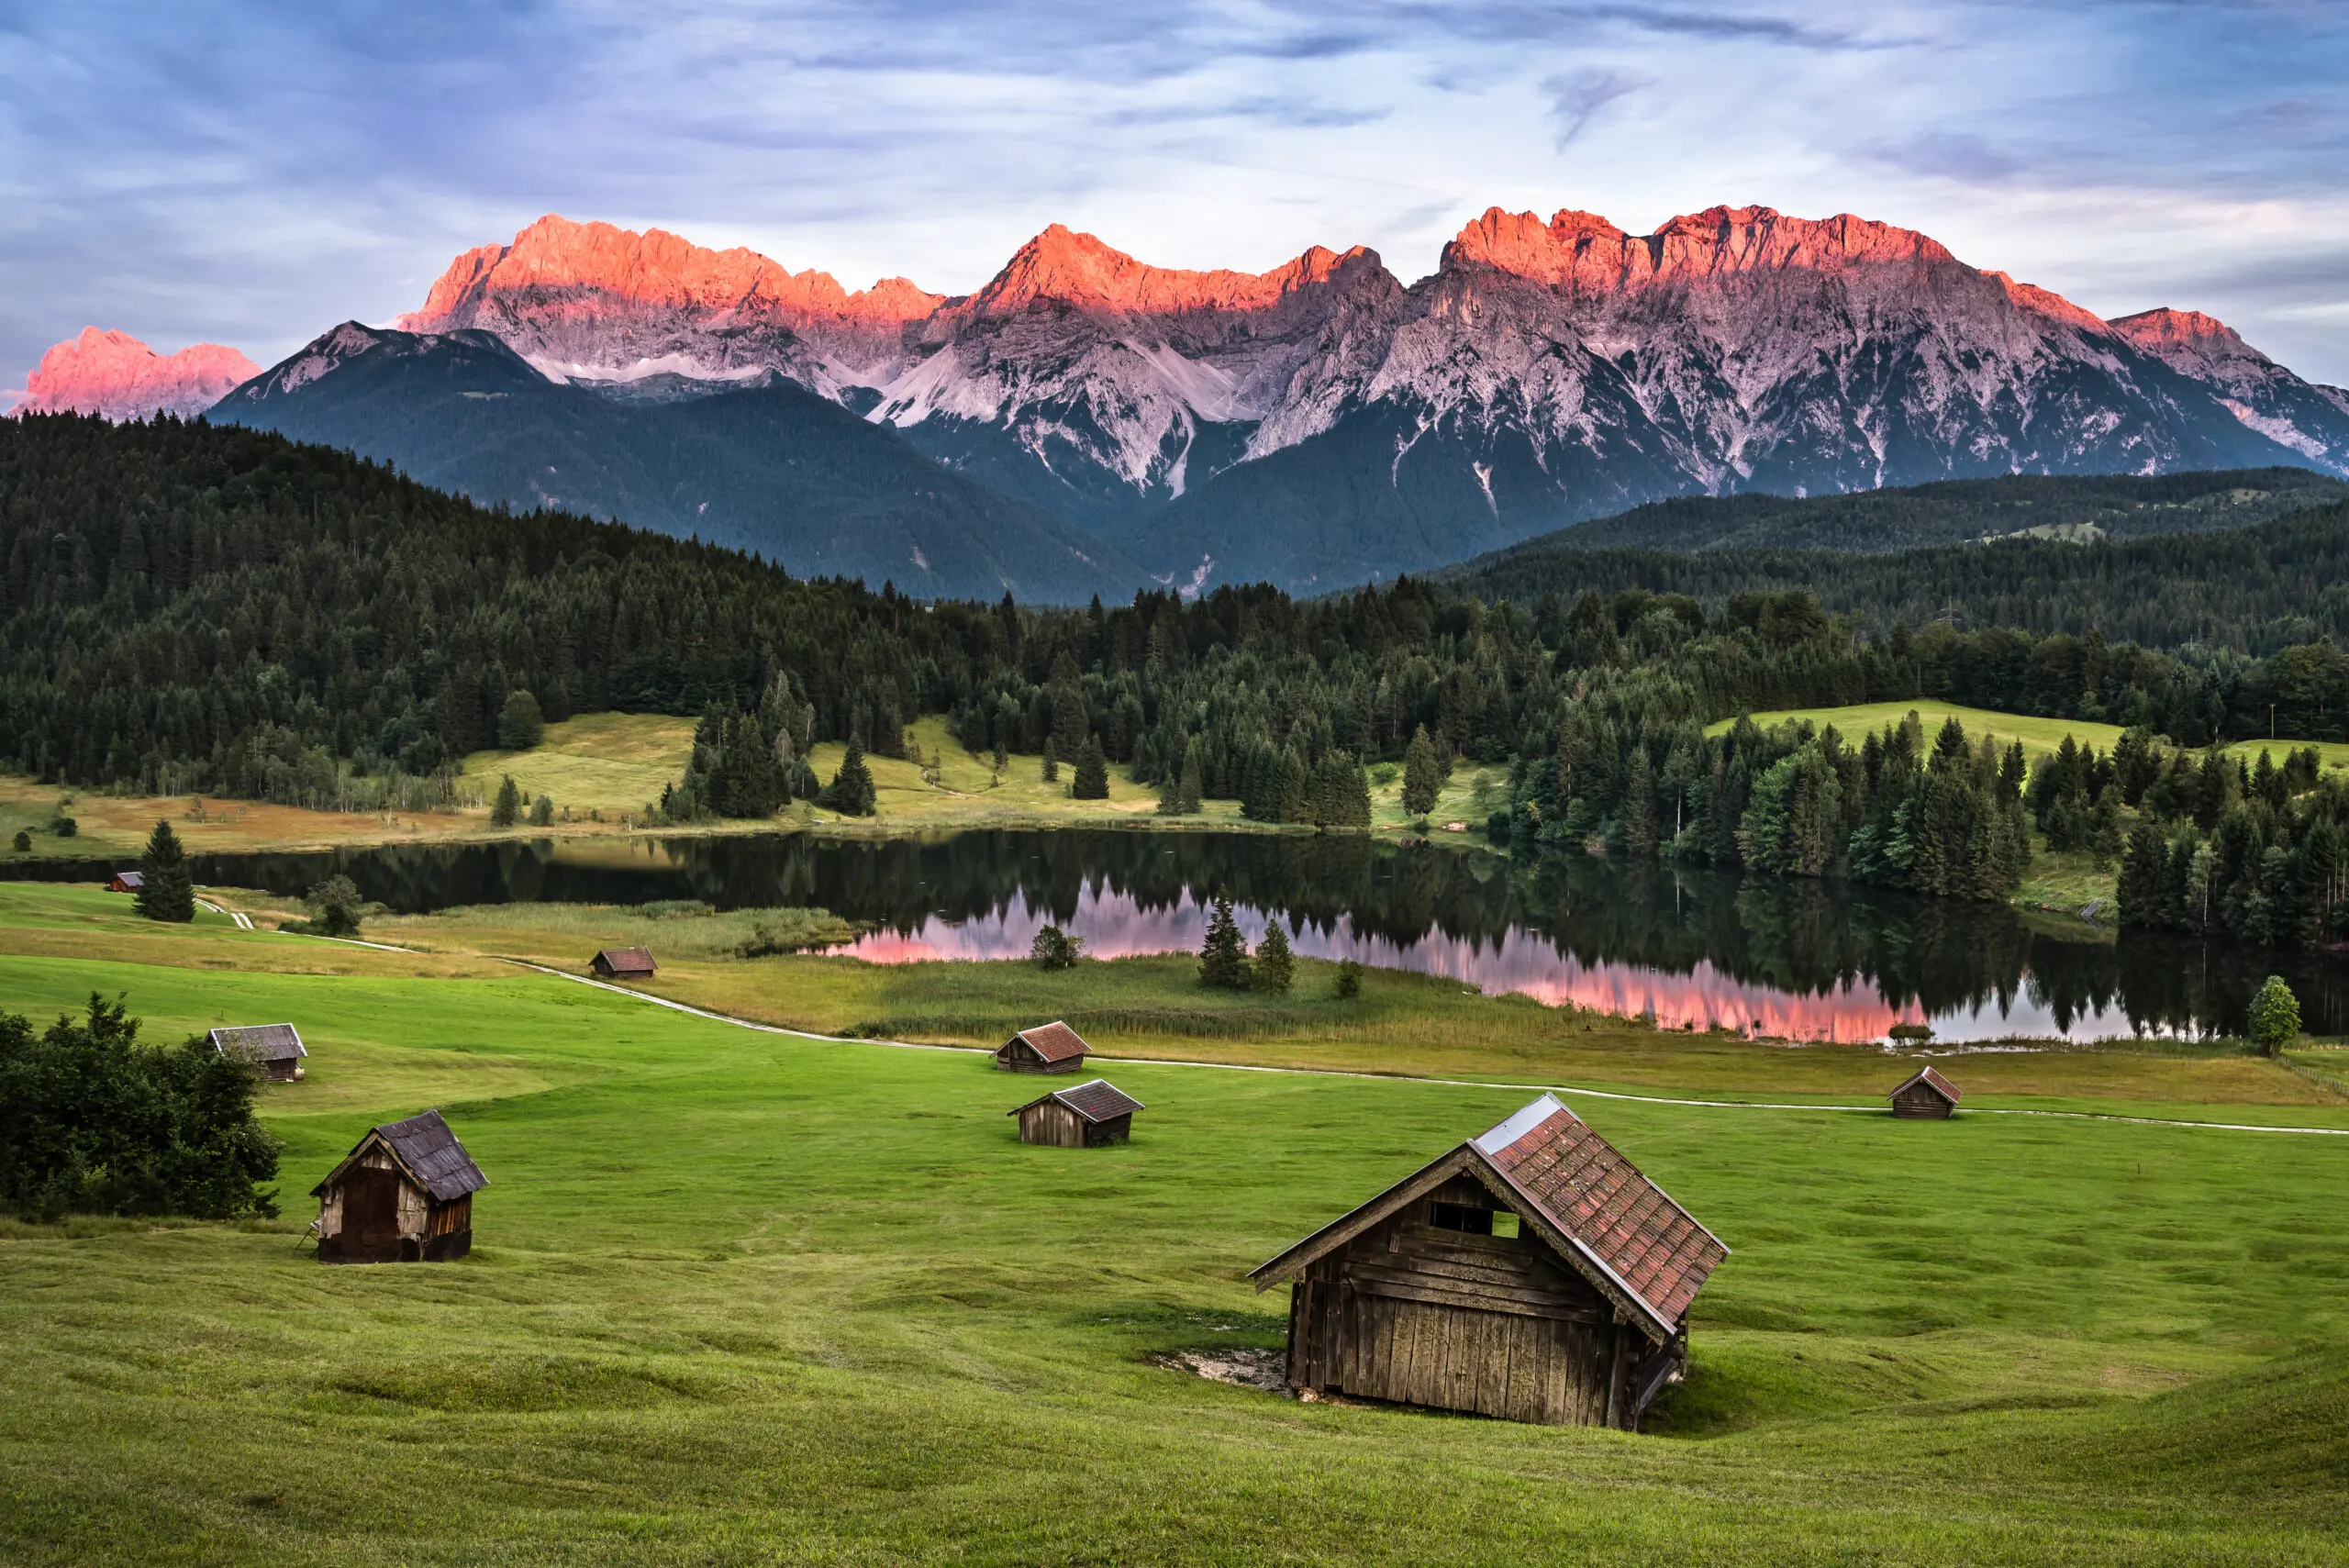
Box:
2247 975 2301 1058
134 819 195 923
1402 724 1443 817
1198 894 1250 991
1072 735 1109 800
1252 921 1295 995
490 775 523 828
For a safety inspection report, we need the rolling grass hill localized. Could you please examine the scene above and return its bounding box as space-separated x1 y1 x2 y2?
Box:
3 888 2346 1562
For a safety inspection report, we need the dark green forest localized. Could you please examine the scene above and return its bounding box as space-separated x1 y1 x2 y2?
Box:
8 413 2349 944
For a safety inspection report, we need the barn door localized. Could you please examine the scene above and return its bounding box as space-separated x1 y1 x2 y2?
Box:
344 1166 402 1254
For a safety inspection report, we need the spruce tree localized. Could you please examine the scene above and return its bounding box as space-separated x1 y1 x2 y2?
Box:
1177 739 1204 815
1252 920 1294 995
1072 735 1109 799
824 738 877 817
497 690 545 751
1041 737 1059 784
529 794 554 827
1198 894 1250 990
1403 724 1442 817
133 819 194 923
491 775 523 828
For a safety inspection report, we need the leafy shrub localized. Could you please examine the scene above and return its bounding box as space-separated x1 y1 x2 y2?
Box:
1334 960 1364 999
1030 924 1084 970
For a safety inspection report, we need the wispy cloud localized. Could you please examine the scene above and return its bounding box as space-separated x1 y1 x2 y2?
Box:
1543 67 1648 146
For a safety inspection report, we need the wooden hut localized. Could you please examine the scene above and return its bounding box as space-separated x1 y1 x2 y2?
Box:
1250 1094 1728 1430
1888 1066 1961 1118
994 1019 1090 1074
210 1023 308 1082
592 946 658 979
311 1109 486 1263
1009 1078 1143 1147
107 870 144 894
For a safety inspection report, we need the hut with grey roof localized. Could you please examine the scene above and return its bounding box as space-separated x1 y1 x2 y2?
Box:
210 1023 308 1082
1250 1093 1727 1429
1010 1078 1143 1147
1888 1065 1961 1118
994 1019 1091 1074
311 1109 487 1263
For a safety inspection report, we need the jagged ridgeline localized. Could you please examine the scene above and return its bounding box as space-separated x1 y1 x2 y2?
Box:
5 415 2349 932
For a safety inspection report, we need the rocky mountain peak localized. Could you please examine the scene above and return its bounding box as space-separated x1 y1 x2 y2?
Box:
967 224 1385 317
1442 204 1960 292
2110 306 2266 364
13 328 259 420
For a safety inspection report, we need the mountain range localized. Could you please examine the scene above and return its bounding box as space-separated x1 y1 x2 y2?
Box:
18 206 2349 599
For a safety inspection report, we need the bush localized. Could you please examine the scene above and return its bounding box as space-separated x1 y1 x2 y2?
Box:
497 690 546 751
1887 1022 1934 1042
50 816 75 839
0 994 282 1221
1334 960 1364 999
2247 975 2301 1058
299 876 364 939
1030 924 1084 971
9 830 26 853
529 794 554 827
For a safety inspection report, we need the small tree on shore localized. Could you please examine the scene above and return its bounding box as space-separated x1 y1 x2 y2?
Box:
302 875 364 939
1041 737 1059 784
1403 725 1443 817
1072 736 1110 800
133 820 194 923
1252 921 1294 995
529 794 554 827
2247 975 2301 1058
1030 924 1083 971
1198 894 1250 991
490 775 523 828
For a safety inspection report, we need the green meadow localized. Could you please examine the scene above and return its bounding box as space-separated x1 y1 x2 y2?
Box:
3 896 2348 1562
1713 699 2349 773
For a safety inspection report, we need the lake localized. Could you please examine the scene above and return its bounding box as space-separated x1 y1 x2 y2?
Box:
17 828 2342 1042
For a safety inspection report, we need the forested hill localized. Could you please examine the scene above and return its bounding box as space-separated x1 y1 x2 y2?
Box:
1440 490 2349 656
1495 468 2347 556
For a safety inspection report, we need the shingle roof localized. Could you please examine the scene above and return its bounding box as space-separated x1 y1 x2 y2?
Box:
1010 1078 1143 1123
1008 1020 1089 1063
1474 1095 1728 1332
112 870 145 888
1889 1066 1962 1104
210 1024 306 1062
595 947 657 973
312 1108 487 1201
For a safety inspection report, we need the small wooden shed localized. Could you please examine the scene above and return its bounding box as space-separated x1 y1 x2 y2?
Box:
1010 1078 1144 1147
1889 1066 1961 1118
592 946 658 979
210 1023 308 1082
107 870 144 894
1251 1094 1728 1429
311 1108 487 1263
995 1019 1090 1074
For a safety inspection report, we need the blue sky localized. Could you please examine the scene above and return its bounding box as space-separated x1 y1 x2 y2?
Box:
3 0 2345 390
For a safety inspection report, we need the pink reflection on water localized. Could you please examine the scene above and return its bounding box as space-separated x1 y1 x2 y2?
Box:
843 887 1928 1044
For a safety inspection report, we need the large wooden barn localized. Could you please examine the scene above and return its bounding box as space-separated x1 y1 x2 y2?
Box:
1889 1066 1961 1118
1009 1078 1143 1146
1251 1094 1727 1429
311 1109 487 1263
995 1020 1090 1073
210 1023 308 1082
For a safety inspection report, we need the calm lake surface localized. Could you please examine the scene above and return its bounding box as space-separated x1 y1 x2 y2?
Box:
21 828 2343 1042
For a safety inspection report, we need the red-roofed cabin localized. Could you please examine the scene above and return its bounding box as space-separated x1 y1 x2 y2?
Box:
591 947 657 980
1250 1094 1728 1429
107 870 145 894
995 1020 1089 1074
1889 1066 1961 1118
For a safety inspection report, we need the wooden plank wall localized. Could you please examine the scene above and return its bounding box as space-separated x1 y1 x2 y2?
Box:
1892 1084 1953 1118
1019 1102 1087 1147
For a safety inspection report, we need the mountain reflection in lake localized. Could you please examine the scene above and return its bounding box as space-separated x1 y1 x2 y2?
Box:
66 828 2344 1043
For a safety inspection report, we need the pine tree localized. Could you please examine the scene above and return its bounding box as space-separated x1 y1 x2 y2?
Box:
1198 894 1250 991
1176 739 1204 814
491 775 523 827
1252 920 1294 995
2116 823 2170 929
133 819 195 923
1072 735 1109 799
497 690 545 750
1041 737 1059 784
823 737 877 817
529 794 554 827
1403 724 1442 817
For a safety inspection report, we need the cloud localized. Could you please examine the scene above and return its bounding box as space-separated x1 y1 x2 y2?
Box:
1543 67 1648 147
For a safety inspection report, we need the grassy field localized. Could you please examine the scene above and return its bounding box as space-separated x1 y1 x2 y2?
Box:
460 712 700 816
3 898 2348 1563
1720 700 2349 774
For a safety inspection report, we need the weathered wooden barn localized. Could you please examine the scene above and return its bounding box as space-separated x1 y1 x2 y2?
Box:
1009 1078 1143 1146
995 1019 1090 1073
1889 1066 1961 1118
1251 1094 1727 1429
210 1023 308 1082
592 946 658 979
311 1109 487 1263
107 869 145 894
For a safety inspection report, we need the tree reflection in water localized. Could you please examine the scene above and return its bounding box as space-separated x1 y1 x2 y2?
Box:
128 828 2349 1042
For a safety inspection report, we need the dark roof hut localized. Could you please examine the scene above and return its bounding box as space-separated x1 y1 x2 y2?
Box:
1889 1066 1962 1118
592 947 658 979
1250 1093 1728 1430
210 1023 308 1082
995 1019 1090 1073
1010 1078 1144 1147
107 870 144 893
310 1109 487 1263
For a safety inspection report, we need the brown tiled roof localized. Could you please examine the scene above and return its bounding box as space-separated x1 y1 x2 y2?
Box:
314 1108 487 1201
1008 1020 1089 1063
1009 1078 1143 1123
210 1024 307 1062
1889 1066 1961 1104
595 947 657 974
1473 1095 1728 1331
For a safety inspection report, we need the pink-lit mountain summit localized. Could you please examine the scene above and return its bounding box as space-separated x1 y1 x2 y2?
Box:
14 328 259 420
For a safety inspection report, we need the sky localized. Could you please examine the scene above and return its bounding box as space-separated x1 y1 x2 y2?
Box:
3 0 2346 395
